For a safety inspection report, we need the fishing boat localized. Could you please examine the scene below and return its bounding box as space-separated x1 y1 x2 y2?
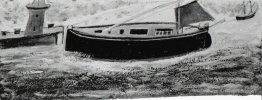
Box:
65 0 215 60
0 26 64 49
0 0 64 49
236 0 258 20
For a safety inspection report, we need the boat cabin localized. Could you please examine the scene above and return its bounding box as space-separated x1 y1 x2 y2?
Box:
74 22 175 37
65 0 215 59
71 0 214 38
73 22 203 38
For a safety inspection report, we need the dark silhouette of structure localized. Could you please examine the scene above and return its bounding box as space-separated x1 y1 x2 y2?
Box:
65 1 214 60
25 0 50 36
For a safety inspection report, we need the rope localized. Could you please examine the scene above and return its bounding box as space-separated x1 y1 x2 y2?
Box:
102 0 178 33
66 4 144 26
46 0 53 4
69 1 177 27
131 4 176 22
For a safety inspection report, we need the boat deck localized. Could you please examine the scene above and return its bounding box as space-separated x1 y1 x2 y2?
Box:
73 22 201 38
0 26 64 40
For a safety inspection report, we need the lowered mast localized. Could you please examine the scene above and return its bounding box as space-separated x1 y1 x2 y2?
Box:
243 1 246 15
177 0 181 34
102 1 178 34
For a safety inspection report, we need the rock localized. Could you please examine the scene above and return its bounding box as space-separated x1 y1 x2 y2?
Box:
223 83 242 89
7 70 16 75
255 74 262 86
139 77 152 84
25 70 43 75
127 77 138 83
148 83 162 89
155 72 169 77
0 68 11 73
135 85 147 90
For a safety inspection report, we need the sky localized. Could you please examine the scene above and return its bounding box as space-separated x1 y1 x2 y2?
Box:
0 0 252 31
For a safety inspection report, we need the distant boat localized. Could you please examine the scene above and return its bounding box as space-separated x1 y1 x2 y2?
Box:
0 0 63 49
0 26 64 49
236 0 258 20
65 0 215 60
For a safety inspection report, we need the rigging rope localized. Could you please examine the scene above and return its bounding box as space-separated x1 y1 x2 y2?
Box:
66 4 144 26
46 0 52 4
130 3 176 22
102 0 178 33
68 1 177 27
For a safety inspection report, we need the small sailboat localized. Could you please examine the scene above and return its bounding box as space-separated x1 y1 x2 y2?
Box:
65 0 215 60
236 0 257 20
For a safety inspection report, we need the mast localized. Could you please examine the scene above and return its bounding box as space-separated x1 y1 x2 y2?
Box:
102 1 177 34
243 1 246 15
249 0 252 13
174 0 214 30
177 0 181 34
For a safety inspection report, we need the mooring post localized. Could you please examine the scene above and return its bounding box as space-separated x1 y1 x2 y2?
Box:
63 25 69 50
55 32 64 45
55 33 58 45
62 26 65 44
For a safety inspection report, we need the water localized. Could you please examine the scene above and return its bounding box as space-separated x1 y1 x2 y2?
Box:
0 0 261 99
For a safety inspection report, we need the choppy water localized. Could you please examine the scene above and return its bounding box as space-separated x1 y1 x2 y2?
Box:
0 0 261 99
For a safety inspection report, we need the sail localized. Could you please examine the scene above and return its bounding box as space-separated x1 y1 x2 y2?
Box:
175 0 215 28
32 0 45 4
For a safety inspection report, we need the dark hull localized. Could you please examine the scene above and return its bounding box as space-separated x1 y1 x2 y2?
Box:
236 11 256 20
65 29 212 60
0 33 60 49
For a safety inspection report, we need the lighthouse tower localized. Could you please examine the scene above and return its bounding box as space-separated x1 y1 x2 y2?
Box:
25 0 50 36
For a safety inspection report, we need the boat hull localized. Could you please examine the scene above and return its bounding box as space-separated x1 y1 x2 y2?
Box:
236 11 256 20
65 29 212 60
0 33 60 49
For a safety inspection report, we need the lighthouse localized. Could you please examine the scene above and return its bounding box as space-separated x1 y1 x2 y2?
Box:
25 0 50 36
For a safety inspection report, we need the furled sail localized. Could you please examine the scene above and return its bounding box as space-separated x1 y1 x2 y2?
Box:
175 0 215 29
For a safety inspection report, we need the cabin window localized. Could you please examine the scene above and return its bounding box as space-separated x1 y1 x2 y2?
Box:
120 29 124 34
48 24 54 28
130 29 148 35
1 31 7 36
14 29 21 34
94 30 102 33
156 29 173 35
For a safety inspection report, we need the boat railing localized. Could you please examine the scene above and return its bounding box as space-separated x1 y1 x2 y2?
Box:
0 26 64 40
101 1 178 34
71 22 177 29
